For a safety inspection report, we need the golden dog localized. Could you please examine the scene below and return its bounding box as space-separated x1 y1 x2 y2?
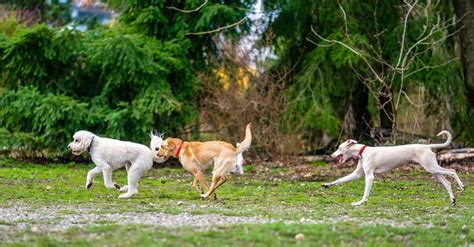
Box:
157 123 251 199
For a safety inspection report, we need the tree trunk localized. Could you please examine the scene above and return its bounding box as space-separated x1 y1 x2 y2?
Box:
352 80 372 140
379 85 393 132
454 0 474 107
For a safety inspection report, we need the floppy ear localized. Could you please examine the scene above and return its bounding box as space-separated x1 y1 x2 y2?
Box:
347 139 358 145
168 139 177 150
82 133 95 151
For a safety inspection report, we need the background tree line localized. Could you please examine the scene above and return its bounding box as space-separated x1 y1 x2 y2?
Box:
0 0 472 160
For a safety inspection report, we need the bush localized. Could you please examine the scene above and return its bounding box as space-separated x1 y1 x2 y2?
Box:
0 87 97 156
0 24 194 159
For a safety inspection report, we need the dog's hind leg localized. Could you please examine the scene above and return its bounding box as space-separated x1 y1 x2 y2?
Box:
118 158 152 199
118 167 142 199
120 161 138 192
118 163 132 192
323 162 363 188
433 174 456 205
86 166 102 189
352 169 374 206
213 175 228 191
125 163 131 173
201 175 222 199
436 168 464 191
419 152 465 191
210 176 228 201
119 185 129 192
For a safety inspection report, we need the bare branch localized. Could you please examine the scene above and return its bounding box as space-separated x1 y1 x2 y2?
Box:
310 25 385 84
305 37 335 48
395 12 461 112
167 0 208 13
310 26 362 56
404 58 458 78
395 0 418 68
400 15 441 70
337 0 349 36
186 17 248 35
401 90 428 108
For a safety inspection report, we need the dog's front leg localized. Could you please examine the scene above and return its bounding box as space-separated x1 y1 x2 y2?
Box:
352 172 374 206
323 163 363 188
86 166 102 189
102 167 120 190
192 177 204 194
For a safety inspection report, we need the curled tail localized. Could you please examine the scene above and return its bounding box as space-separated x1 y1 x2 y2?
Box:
429 130 452 149
235 123 252 154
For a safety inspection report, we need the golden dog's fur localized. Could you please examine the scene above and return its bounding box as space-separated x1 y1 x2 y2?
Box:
157 123 251 198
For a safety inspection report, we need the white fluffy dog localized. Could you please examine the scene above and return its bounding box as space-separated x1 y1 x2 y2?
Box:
68 130 164 199
149 132 165 158
231 143 244 174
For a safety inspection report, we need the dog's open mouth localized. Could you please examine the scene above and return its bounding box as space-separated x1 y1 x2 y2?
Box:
71 150 81 156
336 154 344 165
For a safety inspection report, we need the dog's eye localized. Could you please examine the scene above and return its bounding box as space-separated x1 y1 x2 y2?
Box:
74 139 79 143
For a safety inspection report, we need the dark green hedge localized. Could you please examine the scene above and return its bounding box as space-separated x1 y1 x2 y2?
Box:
0 25 191 157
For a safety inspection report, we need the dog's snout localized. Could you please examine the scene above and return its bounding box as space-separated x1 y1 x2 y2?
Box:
156 152 164 159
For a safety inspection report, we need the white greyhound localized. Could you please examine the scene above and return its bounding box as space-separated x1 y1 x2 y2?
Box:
323 131 465 206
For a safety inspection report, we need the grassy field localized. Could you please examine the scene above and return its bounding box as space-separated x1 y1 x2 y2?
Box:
0 159 472 246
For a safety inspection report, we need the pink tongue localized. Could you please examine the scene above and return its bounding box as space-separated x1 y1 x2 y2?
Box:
338 155 343 165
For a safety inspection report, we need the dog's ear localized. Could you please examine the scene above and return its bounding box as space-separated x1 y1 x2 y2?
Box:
149 131 155 139
168 139 177 150
347 139 358 145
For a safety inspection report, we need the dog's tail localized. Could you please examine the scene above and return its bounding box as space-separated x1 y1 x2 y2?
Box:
235 123 252 154
429 130 452 149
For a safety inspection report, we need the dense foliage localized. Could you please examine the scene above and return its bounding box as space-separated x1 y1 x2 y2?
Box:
265 0 470 144
0 0 472 159
0 0 249 158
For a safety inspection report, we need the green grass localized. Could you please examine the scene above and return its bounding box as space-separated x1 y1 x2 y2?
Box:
0 159 473 246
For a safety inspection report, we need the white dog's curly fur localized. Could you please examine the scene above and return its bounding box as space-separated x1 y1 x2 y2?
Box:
149 132 165 159
68 130 165 199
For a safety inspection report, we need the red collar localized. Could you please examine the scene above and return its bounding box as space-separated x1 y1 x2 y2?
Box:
356 145 367 160
175 141 184 157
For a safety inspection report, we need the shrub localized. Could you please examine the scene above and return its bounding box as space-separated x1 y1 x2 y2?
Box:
0 24 193 159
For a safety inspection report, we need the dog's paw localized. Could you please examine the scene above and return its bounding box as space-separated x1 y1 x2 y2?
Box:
119 185 129 192
351 200 366 206
322 183 331 189
460 185 466 191
118 193 135 199
114 183 121 190
86 183 92 190
200 194 208 199
105 184 117 189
